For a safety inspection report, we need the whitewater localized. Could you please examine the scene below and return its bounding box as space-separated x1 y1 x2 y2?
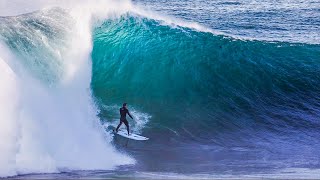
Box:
0 0 140 177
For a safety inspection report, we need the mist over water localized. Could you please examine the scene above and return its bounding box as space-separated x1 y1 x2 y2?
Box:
0 1 135 177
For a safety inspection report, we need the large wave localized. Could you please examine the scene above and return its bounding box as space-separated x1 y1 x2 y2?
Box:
92 15 320 153
91 15 320 173
1 0 320 177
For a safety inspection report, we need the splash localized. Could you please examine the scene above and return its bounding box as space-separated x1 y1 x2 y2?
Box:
0 0 136 177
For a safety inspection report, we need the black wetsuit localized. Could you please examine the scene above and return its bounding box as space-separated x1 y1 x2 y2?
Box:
116 107 133 135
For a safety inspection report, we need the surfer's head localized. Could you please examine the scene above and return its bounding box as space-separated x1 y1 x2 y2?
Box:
123 103 127 107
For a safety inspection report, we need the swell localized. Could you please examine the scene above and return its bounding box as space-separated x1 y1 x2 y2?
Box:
92 15 320 137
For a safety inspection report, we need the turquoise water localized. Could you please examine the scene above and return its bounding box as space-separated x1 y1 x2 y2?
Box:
0 0 320 178
92 15 320 132
92 14 320 174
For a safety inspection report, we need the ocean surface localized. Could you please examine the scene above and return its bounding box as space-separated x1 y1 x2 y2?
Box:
0 0 320 179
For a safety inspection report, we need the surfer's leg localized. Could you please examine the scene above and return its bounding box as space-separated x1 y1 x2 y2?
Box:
115 121 122 133
124 120 129 135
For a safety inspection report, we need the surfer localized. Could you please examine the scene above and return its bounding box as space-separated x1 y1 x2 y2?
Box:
115 103 133 135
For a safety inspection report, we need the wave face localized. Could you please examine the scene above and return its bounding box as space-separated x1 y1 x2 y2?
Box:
93 15 320 131
92 15 320 172
0 7 133 177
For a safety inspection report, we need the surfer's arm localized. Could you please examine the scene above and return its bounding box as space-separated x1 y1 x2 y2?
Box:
127 111 133 119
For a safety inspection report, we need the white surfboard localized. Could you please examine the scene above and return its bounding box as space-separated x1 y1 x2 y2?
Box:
114 129 149 141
